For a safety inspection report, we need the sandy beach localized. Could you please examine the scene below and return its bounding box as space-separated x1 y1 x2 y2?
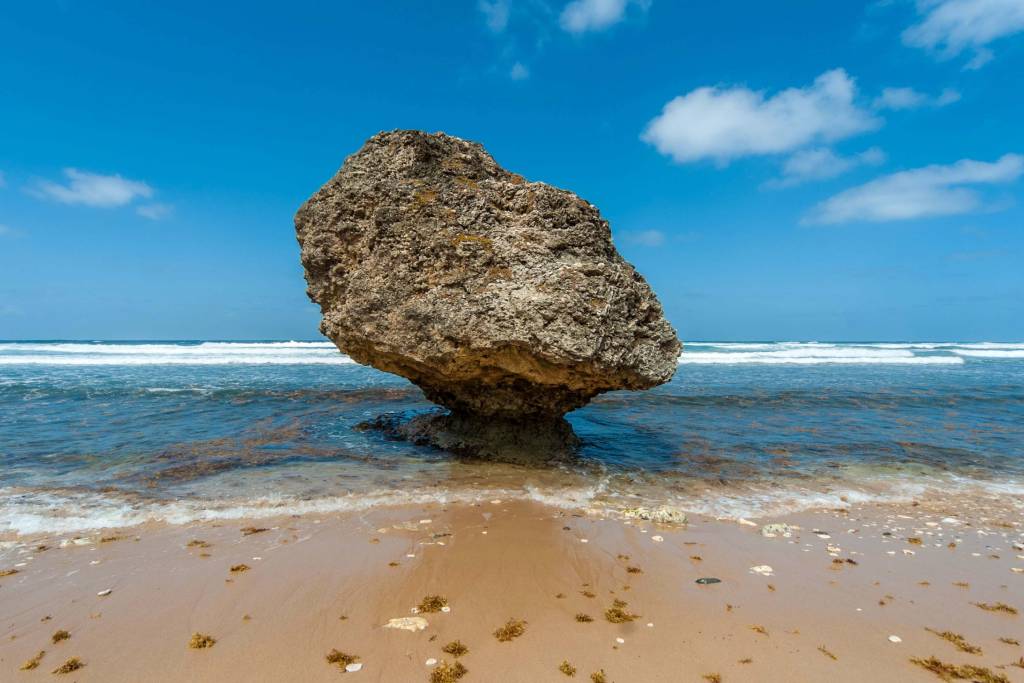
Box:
2 497 1022 682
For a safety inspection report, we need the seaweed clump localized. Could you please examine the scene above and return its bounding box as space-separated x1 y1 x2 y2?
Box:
576 613 594 623
925 628 982 654
442 640 468 657
418 595 449 613
590 670 608 683
430 660 467 682
910 656 1008 682
604 598 638 624
326 649 359 670
973 602 1018 615
51 629 71 644
230 563 251 573
559 660 577 676
20 650 45 670
493 618 527 642
189 633 217 649
52 658 84 675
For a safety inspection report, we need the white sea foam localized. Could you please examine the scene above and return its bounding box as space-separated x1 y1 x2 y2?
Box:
678 350 963 365
952 349 1024 358
0 341 353 366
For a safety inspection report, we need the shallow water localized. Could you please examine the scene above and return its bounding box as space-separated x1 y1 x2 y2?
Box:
1 340 1022 534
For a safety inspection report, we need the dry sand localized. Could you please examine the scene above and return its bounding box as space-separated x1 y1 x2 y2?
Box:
1 498 1022 681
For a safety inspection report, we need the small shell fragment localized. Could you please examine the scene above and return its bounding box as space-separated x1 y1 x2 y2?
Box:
888 635 902 643
97 589 112 596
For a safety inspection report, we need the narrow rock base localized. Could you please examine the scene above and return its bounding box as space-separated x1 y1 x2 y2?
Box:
360 411 581 463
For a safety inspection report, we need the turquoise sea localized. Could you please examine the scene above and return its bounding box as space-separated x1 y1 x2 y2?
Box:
1 340 1022 536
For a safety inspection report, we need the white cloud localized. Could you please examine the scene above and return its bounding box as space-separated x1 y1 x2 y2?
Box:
619 229 665 246
806 153 1024 224
510 62 530 80
560 0 648 34
136 203 173 220
31 168 153 208
903 0 1024 68
768 147 886 188
479 0 510 32
642 69 880 165
873 86 961 110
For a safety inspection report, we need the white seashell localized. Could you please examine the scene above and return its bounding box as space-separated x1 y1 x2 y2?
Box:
384 617 428 631
97 588 112 596
425 659 437 666
440 606 451 613
419 519 432 524
345 662 363 672
888 635 902 643
651 535 664 542
749 565 773 576
616 637 625 644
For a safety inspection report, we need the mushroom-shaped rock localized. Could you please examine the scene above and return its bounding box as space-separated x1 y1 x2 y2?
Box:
295 130 680 458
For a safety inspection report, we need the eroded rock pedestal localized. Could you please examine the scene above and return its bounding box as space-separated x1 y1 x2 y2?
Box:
295 130 680 459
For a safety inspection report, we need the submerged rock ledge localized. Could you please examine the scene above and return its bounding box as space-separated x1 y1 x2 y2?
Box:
296 130 680 458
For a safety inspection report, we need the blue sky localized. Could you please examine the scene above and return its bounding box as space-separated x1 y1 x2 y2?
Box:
1 0 1022 341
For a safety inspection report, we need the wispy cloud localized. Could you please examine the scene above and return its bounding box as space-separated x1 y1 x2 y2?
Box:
805 153 1024 224
136 203 174 220
479 0 510 32
560 0 649 35
873 86 961 110
30 168 153 208
642 69 880 165
509 61 530 80
618 228 666 246
768 147 886 188
902 0 1024 69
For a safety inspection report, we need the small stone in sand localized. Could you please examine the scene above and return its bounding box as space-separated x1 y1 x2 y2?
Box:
20 650 45 670
384 617 428 631
493 618 527 642
51 629 70 644
189 633 216 649
695 577 721 585
559 660 577 676
52 657 84 674
429 660 467 682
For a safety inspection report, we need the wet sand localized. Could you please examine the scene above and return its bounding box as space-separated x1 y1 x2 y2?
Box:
1 499 1022 681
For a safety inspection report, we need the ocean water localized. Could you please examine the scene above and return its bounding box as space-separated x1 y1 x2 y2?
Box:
1 340 1022 536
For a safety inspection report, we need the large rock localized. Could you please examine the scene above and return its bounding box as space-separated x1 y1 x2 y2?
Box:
295 130 680 457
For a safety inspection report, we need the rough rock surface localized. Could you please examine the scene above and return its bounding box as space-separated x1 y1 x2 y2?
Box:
296 130 680 457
